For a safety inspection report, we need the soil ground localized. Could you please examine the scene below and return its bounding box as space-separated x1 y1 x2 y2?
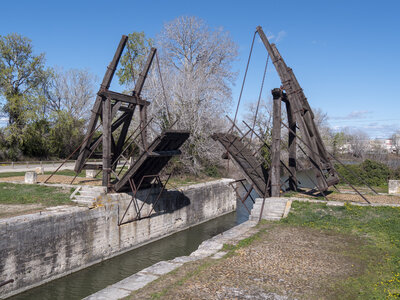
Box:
290 189 400 205
127 223 367 300
0 174 102 185
126 201 400 299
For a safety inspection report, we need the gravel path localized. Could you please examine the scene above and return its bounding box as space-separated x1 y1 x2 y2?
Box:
0 175 101 185
129 224 365 299
293 190 400 204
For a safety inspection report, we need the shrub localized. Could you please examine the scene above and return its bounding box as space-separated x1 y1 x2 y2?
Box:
335 159 391 187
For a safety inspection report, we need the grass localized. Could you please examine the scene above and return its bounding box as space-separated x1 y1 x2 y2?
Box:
149 261 214 299
166 175 220 188
336 183 388 193
0 169 87 178
282 201 400 298
125 202 400 299
0 182 73 206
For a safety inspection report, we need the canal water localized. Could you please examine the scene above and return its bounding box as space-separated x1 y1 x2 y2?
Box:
11 207 248 300
10 171 315 300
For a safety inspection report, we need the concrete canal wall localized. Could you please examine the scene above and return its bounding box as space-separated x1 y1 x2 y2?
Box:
0 179 236 299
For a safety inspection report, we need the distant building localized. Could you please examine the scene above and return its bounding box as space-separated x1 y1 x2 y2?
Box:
369 138 395 153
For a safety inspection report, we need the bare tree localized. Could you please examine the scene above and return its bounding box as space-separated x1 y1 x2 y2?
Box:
346 129 369 158
143 16 238 173
392 131 400 155
243 98 273 142
46 68 96 120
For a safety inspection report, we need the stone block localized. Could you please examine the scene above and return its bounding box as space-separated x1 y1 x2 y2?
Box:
139 261 182 276
86 170 97 178
389 180 400 194
25 171 37 184
35 167 44 175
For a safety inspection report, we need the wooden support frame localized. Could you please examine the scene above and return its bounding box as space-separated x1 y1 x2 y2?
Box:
75 35 128 174
270 88 282 197
282 93 298 191
256 26 339 192
73 38 157 189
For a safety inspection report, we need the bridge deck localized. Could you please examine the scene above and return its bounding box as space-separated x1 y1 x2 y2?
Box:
212 133 269 197
114 130 190 192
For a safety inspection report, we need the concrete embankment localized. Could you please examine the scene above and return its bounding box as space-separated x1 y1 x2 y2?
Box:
0 179 236 299
84 197 292 299
84 219 258 299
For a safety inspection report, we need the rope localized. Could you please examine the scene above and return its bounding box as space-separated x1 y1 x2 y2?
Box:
250 54 269 142
232 31 257 129
155 52 171 125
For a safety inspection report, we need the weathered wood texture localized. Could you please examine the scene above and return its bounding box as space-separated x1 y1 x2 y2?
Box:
256 26 339 191
73 40 158 189
271 89 282 197
114 130 190 192
283 93 297 191
102 96 111 187
212 133 269 198
74 35 128 173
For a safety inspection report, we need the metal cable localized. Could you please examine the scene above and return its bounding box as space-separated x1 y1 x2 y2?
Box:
232 31 257 129
155 52 171 125
250 54 269 142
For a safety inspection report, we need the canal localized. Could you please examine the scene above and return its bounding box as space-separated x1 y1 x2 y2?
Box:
11 205 249 300
10 170 314 300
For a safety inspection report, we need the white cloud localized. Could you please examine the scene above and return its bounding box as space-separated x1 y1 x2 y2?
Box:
263 30 286 43
275 30 287 42
331 122 400 139
330 110 371 120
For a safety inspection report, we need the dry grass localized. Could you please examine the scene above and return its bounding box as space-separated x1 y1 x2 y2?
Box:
128 224 367 300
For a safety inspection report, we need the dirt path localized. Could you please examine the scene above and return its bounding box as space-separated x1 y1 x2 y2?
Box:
292 190 400 205
128 224 367 299
0 175 101 185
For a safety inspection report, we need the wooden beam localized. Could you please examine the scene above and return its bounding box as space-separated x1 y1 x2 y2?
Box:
283 93 298 191
74 35 128 173
134 48 156 96
271 88 282 197
98 90 150 106
102 97 112 188
148 150 182 157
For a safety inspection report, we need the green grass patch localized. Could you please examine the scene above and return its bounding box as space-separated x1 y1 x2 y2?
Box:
51 169 86 177
282 201 400 298
0 182 73 206
336 183 388 194
150 261 214 299
0 169 87 178
0 171 27 178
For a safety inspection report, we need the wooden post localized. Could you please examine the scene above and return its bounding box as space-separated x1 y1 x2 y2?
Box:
74 35 128 173
102 96 112 188
283 94 297 191
140 105 148 151
271 88 282 197
256 26 338 191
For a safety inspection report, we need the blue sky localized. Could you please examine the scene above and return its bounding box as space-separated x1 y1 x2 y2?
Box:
1 0 399 138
